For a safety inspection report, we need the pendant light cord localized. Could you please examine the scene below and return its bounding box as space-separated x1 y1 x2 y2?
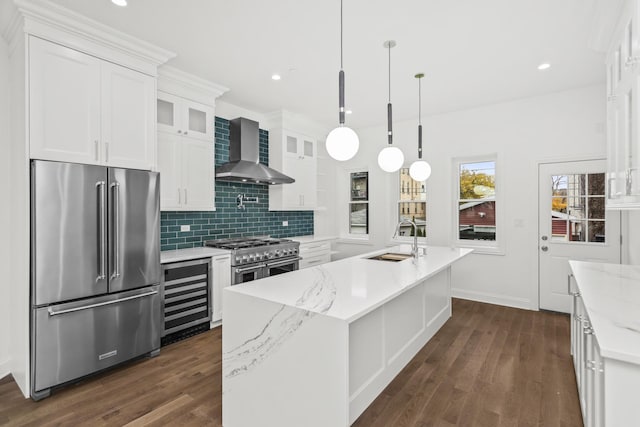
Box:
418 77 422 126
340 0 343 70
388 44 391 103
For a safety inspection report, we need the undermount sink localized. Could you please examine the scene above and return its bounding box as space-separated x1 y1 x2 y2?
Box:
367 252 413 262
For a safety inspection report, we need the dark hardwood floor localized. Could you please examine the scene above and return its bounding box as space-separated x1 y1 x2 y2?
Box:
0 299 582 426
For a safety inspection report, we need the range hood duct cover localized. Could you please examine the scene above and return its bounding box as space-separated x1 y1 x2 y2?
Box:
215 118 294 185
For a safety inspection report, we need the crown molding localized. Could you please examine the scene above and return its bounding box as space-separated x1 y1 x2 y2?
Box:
10 0 175 75
158 65 229 106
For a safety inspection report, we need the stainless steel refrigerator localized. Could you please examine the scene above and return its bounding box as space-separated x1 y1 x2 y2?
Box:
30 160 162 400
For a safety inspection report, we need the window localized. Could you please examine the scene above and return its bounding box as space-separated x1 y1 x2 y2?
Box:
397 168 426 237
551 173 605 243
455 156 501 252
349 171 368 235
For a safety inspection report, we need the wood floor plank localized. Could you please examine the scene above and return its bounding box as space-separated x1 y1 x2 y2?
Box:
0 299 583 427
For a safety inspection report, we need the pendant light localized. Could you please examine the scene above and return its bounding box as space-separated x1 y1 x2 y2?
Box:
409 73 432 181
326 0 359 161
377 40 404 173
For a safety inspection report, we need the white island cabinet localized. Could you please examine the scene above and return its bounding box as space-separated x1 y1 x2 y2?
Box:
222 245 472 427
569 261 640 427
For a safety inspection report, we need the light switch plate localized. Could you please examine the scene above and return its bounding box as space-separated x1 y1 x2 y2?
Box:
180 225 190 232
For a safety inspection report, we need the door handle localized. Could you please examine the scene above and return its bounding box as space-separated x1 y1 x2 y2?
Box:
96 181 106 281
235 264 266 274
111 181 121 280
541 246 549 252
48 290 158 316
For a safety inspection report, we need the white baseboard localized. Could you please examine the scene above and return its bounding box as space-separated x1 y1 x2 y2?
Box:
452 288 533 310
0 357 10 380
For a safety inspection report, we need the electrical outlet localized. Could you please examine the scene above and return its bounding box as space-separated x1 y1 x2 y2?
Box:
282 221 288 227
180 225 190 232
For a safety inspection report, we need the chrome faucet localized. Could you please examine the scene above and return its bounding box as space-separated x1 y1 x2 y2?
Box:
393 219 419 259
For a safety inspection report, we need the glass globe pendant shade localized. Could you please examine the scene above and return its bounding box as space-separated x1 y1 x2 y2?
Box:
409 160 432 181
377 146 404 172
326 126 359 161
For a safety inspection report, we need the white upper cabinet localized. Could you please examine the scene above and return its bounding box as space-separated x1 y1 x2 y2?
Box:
266 111 326 211
158 132 214 211
29 37 101 165
156 66 228 211
157 91 214 141
606 0 640 209
101 61 155 169
29 37 156 170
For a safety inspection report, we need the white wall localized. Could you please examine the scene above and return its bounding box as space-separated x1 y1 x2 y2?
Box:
0 34 10 379
322 85 607 310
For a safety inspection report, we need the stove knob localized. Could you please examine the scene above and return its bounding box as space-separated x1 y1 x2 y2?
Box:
264 251 270 259
235 256 241 264
275 249 281 257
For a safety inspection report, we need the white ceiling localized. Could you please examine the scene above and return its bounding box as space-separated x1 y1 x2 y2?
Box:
48 0 608 130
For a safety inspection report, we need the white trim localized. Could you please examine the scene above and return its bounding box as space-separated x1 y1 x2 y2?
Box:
158 65 228 105
0 357 9 380
452 154 504 255
452 288 533 311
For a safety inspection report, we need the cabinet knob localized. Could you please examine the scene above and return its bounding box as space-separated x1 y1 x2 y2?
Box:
184 131 188 135
178 130 182 134
541 246 548 252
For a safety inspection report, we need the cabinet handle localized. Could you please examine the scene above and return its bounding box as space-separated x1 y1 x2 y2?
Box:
567 274 573 294
184 189 188 205
105 141 109 163
628 168 637 195
178 188 181 204
94 140 99 161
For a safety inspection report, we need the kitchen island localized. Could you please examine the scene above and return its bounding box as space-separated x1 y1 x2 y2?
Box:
222 245 472 427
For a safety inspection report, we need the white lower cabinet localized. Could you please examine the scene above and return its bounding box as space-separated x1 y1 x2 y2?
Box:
211 254 231 322
569 272 639 427
298 240 332 269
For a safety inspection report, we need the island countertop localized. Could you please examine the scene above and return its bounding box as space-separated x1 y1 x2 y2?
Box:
569 260 640 365
226 244 472 323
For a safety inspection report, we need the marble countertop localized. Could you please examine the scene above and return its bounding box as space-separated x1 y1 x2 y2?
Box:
161 247 230 264
569 260 640 365
226 244 472 322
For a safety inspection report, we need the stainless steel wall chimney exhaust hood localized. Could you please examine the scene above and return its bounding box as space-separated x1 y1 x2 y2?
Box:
215 118 294 185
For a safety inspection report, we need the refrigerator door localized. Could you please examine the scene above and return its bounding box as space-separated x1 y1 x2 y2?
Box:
108 168 160 293
32 161 108 306
32 285 161 393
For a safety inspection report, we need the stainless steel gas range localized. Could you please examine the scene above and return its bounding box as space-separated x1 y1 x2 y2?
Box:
204 237 301 285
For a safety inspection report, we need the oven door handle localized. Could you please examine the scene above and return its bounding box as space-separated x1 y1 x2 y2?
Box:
235 264 267 274
266 257 302 268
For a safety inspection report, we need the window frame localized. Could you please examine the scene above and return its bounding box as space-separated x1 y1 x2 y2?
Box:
341 168 370 241
393 167 427 243
453 154 504 255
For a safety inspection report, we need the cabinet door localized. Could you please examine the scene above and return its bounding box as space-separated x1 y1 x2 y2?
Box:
29 37 101 164
181 139 215 210
182 99 214 141
300 137 317 208
211 255 231 322
157 132 182 210
157 92 182 135
101 61 155 170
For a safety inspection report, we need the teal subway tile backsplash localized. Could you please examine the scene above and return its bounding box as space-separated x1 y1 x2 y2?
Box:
160 116 314 251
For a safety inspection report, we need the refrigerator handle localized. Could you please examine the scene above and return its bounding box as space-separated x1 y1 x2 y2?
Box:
47 290 158 316
110 181 121 280
97 181 106 281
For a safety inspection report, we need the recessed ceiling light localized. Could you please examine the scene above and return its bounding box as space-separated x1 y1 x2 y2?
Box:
111 0 127 6
538 63 551 70
271 74 281 81
346 110 353 115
